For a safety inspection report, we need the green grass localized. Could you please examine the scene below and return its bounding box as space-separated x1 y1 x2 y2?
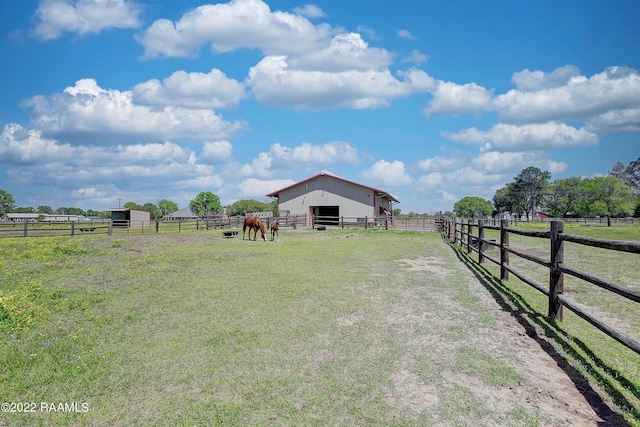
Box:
1 228 638 426
451 222 640 426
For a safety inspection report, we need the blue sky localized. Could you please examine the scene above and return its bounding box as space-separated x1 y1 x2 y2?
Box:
1 0 639 213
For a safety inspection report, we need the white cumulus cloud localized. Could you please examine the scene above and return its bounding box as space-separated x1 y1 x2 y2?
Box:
136 0 332 59
24 79 246 144
423 81 493 117
33 0 142 40
132 69 247 110
361 160 414 186
270 141 359 165
493 66 640 123
200 140 233 163
247 56 434 109
472 151 567 174
443 122 599 151
417 155 464 172
293 4 326 18
510 65 581 91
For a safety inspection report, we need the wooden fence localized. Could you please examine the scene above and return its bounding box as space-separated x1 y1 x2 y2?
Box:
0 215 307 238
439 218 640 355
311 215 438 231
312 215 389 229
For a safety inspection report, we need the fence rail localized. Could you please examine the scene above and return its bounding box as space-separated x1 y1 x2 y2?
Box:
0 215 307 238
311 215 439 231
312 215 390 229
439 218 640 356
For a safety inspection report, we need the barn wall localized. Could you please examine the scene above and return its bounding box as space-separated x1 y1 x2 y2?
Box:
278 175 378 219
129 209 151 227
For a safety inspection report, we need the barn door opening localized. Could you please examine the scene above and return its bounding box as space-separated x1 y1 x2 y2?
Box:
314 205 339 225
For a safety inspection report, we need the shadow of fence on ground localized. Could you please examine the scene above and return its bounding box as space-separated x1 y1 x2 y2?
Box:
445 235 637 426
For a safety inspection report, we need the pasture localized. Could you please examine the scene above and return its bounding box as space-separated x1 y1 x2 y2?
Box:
0 228 638 426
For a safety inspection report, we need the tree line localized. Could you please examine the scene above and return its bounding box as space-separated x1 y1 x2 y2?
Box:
453 157 640 221
0 189 278 220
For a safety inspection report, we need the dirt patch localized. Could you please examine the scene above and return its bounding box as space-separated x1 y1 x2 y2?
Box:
396 257 451 277
388 255 623 426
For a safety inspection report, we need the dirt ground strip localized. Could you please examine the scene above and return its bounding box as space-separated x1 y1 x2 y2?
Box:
396 255 625 426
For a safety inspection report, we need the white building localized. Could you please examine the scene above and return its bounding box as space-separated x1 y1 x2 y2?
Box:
266 172 398 226
0 213 88 222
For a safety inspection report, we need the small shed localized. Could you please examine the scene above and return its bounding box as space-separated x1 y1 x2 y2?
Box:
110 208 151 229
266 172 399 226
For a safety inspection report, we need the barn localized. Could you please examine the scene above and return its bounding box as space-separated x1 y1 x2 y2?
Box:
266 172 399 226
110 208 151 229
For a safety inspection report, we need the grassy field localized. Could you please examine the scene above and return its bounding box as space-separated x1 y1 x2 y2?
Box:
456 222 640 425
0 227 638 426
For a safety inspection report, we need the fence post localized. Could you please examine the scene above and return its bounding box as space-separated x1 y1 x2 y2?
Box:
500 219 510 280
23 221 28 237
478 219 484 264
71 222 76 236
449 219 454 241
155 220 159 233
453 219 459 245
466 219 472 253
549 220 565 321
108 220 113 236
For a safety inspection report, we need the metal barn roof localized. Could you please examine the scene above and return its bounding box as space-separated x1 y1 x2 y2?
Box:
266 172 399 203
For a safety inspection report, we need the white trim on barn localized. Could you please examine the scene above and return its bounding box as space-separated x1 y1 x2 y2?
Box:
266 172 399 226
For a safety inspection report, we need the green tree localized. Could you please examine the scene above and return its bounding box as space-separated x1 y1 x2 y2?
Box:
453 196 493 219
493 183 525 218
37 205 54 214
579 177 634 223
141 202 162 219
189 192 222 217
610 157 640 194
158 199 178 216
0 189 16 215
626 157 640 193
543 177 583 217
227 199 271 217
14 206 35 213
123 201 140 209
511 166 551 220
67 207 87 216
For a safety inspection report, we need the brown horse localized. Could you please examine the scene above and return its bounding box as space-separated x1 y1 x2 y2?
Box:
243 216 266 241
270 222 279 240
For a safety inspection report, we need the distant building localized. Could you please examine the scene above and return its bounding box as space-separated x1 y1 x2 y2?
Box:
266 172 398 226
0 213 88 222
247 211 273 218
110 208 151 229
163 208 199 221
533 212 553 219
